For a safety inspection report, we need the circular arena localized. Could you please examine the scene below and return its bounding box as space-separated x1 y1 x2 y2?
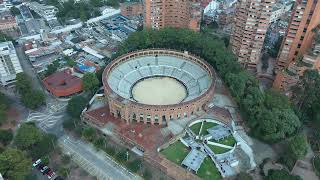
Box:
102 49 216 125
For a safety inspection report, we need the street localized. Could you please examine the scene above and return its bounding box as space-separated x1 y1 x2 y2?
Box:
11 45 140 180
59 135 142 180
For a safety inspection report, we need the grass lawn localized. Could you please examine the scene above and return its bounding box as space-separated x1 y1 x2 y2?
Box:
212 135 236 147
160 141 189 165
190 122 202 135
197 157 221 180
207 144 230 154
200 122 217 136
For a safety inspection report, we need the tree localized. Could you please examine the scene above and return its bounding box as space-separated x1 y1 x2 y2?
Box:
288 134 308 159
67 96 88 118
10 7 20 15
91 0 104 7
314 155 320 176
0 93 8 125
93 137 106 149
45 63 58 77
115 28 301 142
65 56 77 67
0 32 12 42
58 166 70 178
126 159 142 173
143 169 152 180
106 0 120 8
0 129 13 146
83 72 100 94
264 170 302 180
82 127 96 141
0 148 31 180
63 118 80 131
28 134 57 159
236 172 252 180
15 73 32 95
21 90 45 109
14 123 43 150
292 70 320 123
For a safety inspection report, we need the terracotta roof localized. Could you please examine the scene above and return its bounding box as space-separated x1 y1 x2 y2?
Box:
43 69 83 97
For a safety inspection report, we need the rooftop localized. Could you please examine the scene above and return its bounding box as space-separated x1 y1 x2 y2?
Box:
43 69 83 97
181 149 207 173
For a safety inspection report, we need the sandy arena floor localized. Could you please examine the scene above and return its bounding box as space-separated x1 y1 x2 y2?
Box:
132 77 187 105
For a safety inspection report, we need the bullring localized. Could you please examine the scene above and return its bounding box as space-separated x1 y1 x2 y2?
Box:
102 49 216 125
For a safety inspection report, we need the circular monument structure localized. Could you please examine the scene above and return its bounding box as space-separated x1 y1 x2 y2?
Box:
102 49 216 125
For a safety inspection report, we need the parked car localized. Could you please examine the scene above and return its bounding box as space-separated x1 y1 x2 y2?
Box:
40 166 48 173
37 164 45 170
46 170 56 179
32 159 41 167
42 167 51 175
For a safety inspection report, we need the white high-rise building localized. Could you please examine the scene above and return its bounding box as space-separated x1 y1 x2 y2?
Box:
0 41 23 86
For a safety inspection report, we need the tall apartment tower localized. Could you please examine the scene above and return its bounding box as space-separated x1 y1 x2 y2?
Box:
144 0 202 31
0 41 23 86
230 0 275 70
275 0 320 71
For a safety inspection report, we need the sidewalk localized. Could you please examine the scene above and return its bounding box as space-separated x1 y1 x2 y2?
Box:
58 135 142 180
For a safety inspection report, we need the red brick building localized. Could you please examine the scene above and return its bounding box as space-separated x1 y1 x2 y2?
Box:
120 2 143 18
144 0 202 31
230 0 275 70
43 69 83 97
102 49 216 125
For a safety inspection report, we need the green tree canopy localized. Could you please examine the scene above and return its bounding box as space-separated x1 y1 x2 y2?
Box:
0 148 31 180
236 172 252 180
28 133 57 159
264 170 302 180
15 73 32 95
314 155 320 176
65 56 77 67
21 90 45 109
14 123 43 150
83 72 100 94
44 61 59 77
0 93 9 125
91 0 104 7
114 28 301 142
10 7 20 16
288 134 308 159
292 70 320 124
15 73 45 109
67 96 88 118
0 32 13 42
0 129 13 146
82 127 96 141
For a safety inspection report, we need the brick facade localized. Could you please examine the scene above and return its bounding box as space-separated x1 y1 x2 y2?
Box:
102 49 216 125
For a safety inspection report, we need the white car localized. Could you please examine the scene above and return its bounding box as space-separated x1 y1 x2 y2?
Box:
40 166 48 173
32 159 41 167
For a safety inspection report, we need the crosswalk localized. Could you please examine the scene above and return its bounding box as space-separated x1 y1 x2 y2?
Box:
24 99 67 131
26 111 63 131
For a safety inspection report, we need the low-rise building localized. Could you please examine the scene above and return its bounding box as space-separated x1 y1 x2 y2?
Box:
43 69 83 97
0 11 18 31
27 1 58 21
269 2 293 23
0 41 23 86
